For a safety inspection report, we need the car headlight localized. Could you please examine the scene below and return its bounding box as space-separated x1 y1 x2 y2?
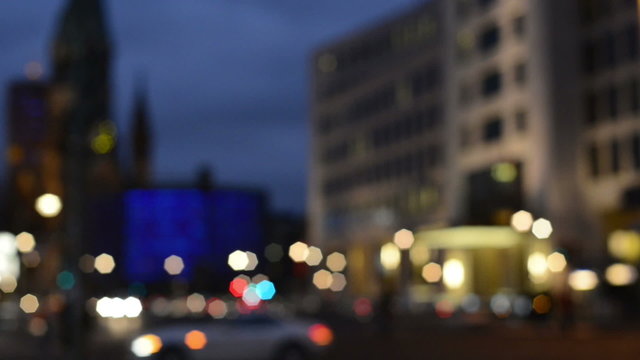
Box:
131 334 163 357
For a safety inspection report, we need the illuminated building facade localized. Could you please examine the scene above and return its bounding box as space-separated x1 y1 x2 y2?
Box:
309 0 640 298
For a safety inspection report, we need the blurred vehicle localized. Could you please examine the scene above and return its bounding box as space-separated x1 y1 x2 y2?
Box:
129 314 333 360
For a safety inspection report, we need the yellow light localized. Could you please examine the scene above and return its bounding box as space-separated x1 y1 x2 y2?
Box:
608 230 640 263
15 232 36 253
227 250 249 271
20 294 39 314
510 210 533 233
568 269 598 291
94 253 116 274
605 263 638 286
421 262 442 283
186 293 206 313
491 162 518 183
380 242 401 271
393 229 414 250
527 252 548 282
547 252 567 273
0 275 17 293
289 242 309 263
313 269 333 290
304 246 323 266
409 242 430 266
91 133 115 154
35 193 62 218
131 334 163 357
164 255 185 275
531 218 553 239
326 252 347 272
442 259 465 289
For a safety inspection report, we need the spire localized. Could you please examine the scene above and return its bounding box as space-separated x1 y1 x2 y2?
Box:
131 75 152 187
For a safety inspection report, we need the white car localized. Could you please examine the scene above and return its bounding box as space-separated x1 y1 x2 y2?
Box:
129 314 333 360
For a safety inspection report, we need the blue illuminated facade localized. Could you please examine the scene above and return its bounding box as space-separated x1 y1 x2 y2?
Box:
123 188 265 283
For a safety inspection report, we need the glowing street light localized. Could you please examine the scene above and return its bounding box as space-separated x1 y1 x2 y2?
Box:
380 242 401 271
35 193 62 218
531 218 553 239
510 210 533 233
95 253 116 274
393 229 414 250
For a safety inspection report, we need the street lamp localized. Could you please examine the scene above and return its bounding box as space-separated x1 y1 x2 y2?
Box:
35 193 63 218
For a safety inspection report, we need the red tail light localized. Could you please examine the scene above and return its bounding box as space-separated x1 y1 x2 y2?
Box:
307 323 334 346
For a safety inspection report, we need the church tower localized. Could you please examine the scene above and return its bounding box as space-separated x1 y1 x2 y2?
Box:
131 80 152 188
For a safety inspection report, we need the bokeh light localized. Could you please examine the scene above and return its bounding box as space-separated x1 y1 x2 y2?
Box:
313 269 333 290
443 259 465 289
229 276 250 298
532 294 552 314
184 330 207 350
380 242 401 271
28 317 48 337
78 254 95 273
245 251 259 271
490 294 511 318
435 300 455 319
35 193 62 218
605 263 638 286
353 298 373 317
491 162 518 183
510 210 534 233
326 252 347 272
393 229 414 250
531 218 553 239
608 230 640 263
22 251 41 268
242 285 262 307
252 274 269 284
131 334 163 358
289 241 309 263
96 297 143 318
307 324 334 346
24 61 44 80
527 252 548 283
568 269 599 291
228 250 249 271
305 246 323 266
255 280 276 300
0 275 18 293
461 294 481 313
186 293 207 313
513 296 532 317
547 252 567 273
15 232 36 253
329 273 347 292
164 255 185 275
409 243 430 266
56 271 75 290
264 243 283 262
20 294 39 314
207 299 228 319
421 262 442 283
94 253 115 274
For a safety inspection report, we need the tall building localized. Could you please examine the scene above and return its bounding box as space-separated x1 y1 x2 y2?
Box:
309 0 640 298
131 80 152 188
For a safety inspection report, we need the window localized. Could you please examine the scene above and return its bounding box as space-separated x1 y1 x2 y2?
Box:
515 110 527 132
513 16 526 37
611 140 620 173
626 24 639 61
630 79 639 114
588 144 599 177
603 32 616 68
482 71 502 97
608 86 618 119
477 0 495 10
478 24 500 53
583 41 596 74
633 135 640 170
514 62 527 85
411 65 440 97
585 91 597 124
483 117 502 142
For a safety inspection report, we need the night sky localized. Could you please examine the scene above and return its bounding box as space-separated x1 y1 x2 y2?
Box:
0 0 417 214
